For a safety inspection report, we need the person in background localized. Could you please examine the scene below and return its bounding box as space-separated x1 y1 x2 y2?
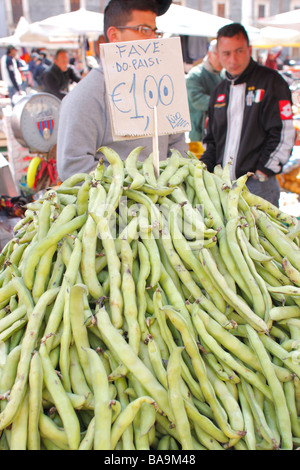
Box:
56 0 187 182
33 56 49 91
201 23 295 207
42 49 82 100
186 39 223 144
0 45 24 105
28 52 41 88
39 51 52 66
265 48 282 70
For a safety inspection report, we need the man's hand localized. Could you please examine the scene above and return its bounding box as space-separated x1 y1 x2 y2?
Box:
254 170 268 182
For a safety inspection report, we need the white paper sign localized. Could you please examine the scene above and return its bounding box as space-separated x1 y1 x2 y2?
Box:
100 37 191 141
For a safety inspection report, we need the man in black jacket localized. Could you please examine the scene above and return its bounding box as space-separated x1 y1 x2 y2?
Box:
201 23 295 206
42 49 81 100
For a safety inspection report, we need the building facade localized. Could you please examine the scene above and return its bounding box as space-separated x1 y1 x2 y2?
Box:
1 0 300 36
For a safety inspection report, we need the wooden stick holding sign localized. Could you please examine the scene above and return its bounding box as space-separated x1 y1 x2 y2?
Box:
152 106 160 178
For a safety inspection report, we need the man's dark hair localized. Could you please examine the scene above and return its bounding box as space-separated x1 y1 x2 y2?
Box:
104 0 158 40
7 45 17 54
55 48 68 60
217 23 250 46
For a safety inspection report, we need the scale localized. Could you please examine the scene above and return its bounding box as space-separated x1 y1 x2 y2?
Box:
10 92 61 190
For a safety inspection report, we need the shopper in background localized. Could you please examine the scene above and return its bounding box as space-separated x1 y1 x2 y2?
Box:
39 51 52 66
42 49 82 100
56 0 187 182
0 45 24 105
28 52 41 88
265 47 282 70
201 23 295 207
186 39 223 144
33 55 50 90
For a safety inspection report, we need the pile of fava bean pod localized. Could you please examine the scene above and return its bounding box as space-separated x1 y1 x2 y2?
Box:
0 145 300 451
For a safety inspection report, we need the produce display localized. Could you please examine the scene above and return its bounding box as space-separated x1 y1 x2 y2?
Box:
0 146 300 450
277 167 300 195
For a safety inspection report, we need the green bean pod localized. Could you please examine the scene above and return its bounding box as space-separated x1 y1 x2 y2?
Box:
39 342 80 450
81 215 104 299
69 284 93 389
97 215 123 329
9 389 29 450
85 347 112 450
76 176 92 216
43 236 82 351
199 247 269 333
142 153 157 187
27 351 43 450
162 304 243 441
241 378 279 448
0 287 59 431
283 380 300 438
121 239 140 354
78 417 95 450
282 256 300 287
245 325 293 450
22 214 87 290
156 149 180 187
111 396 158 450
192 306 272 400
125 146 145 190
236 382 256 450
166 346 194 450
96 306 174 421
252 207 300 271
39 412 69 449
99 146 125 219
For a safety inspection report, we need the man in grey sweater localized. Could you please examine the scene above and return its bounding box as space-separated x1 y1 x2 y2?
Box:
56 0 187 181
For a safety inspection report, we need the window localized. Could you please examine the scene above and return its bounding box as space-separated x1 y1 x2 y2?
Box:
254 0 269 21
213 0 229 18
11 0 23 24
258 4 265 18
70 0 80 11
217 3 225 17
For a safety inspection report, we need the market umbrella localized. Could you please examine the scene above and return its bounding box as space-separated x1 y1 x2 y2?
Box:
251 26 300 47
18 9 104 71
0 16 78 49
31 8 104 41
156 3 232 37
257 9 300 32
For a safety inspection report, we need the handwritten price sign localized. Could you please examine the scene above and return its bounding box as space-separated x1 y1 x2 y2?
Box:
100 37 191 140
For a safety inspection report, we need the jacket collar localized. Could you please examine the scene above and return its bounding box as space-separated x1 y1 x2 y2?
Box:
225 57 256 85
203 55 221 75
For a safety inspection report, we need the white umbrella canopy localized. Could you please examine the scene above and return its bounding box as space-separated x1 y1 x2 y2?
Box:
31 8 104 41
156 4 232 37
0 16 78 49
257 9 300 32
251 26 300 47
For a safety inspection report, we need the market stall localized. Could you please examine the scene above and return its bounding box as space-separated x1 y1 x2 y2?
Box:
0 6 300 454
0 145 300 451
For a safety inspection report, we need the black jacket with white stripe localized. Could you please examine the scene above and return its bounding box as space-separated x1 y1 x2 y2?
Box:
201 58 295 180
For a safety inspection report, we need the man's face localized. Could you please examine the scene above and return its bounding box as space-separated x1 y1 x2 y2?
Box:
55 52 69 72
108 10 158 42
217 33 251 77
